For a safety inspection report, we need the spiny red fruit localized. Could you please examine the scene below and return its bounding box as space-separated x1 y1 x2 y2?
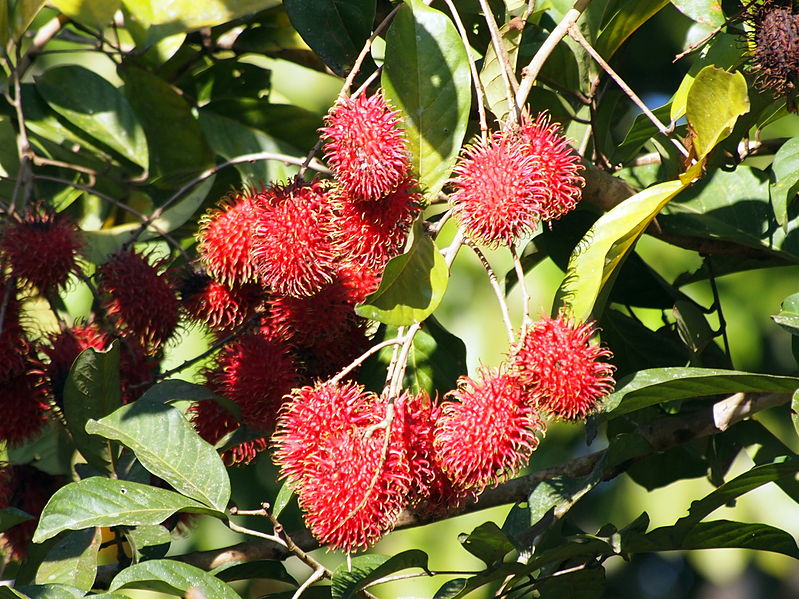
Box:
434 367 544 494
518 113 584 222
0 286 29 381
41 323 109 404
251 179 338 298
333 178 422 270
272 381 411 552
179 271 263 334
321 92 410 200
191 399 268 466
97 250 179 349
197 191 262 286
0 367 49 445
0 209 82 294
513 315 615 420
450 131 544 247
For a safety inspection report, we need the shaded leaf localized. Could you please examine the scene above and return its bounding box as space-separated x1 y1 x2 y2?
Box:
124 525 172 562
211 560 296 586
771 291 799 336
382 0 471 199
110 559 241 599
355 227 449 325
769 136 799 227
33 478 218 543
0 507 34 532
139 175 216 241
136 379 221 406
479 21 523 123
459 522 514 566
537 566 605 599
0 586 83 599
331 550 428 599
35 528 101 590
595 0 669 59
86 401 230 511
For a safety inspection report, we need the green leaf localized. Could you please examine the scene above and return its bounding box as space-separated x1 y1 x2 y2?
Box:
331 551 428 599
284 0 376 78
603 367 799 416
62 344 122 475
35 66 148 168
555 179 687 321
121 66 214 185
537 567 605 599
124 525 172 561
110 559 241 599
355 226 449 325
50 0 120 29
612 103 672 165
33 478 218 543
120 0 279 46
136 379 221 406
382 0 471 199
1 586 84 599
10 0 46 41
211 561 297 586
792 389 799 438
459 522 514 566
86 401 230 511
769 137 799 227
139 175 216 241
595 0 669 59
479 21 523 123
686 66 749 161
771 291 799 336
271 481 294 520
670 0 724 27
35 528 102 590
0 507 34 532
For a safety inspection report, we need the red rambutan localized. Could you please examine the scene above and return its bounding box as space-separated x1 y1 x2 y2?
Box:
321 92 410 200
333 178 422 270
179 271 263 334
197 190 262 286
97 250 179 349
434 367 544 494
41 323 110 405
518 113 584 222
0 285 29 381
0 367 49 446
250 179 338 298
512 316 615 420
0 209 83 294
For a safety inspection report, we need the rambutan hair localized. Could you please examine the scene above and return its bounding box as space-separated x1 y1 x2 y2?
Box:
320 92 410 200
250 179 338 298
434 367 544 494
97 250 179 349
0 208 83 294
512 315 616 420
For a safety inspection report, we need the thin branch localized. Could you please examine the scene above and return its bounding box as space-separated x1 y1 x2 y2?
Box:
293 567 325 599
466 241 515 344
516 0 591 109
330 337 406 385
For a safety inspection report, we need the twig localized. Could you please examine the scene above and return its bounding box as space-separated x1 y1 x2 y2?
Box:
516 0 591 109
465 241 515 344
330 337 406 385
567 25 689 159
293 567 325 599
477 0 520 122
226 521 287 549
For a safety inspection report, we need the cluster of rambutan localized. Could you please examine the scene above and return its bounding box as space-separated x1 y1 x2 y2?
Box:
188 91 421 463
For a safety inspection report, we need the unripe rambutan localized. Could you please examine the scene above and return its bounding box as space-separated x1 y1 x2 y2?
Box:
512 315 615 420
333 178 422 270
197 191 262 286
41 323 110 405
434 367 544 495
0 285 29 381
0 366 49 446
450 132 545 247
179 271 263 334
0 209 83 294
518 113 584 222
321 92 410 200
272 381 412 552
97 250 179 349
251 179 338 298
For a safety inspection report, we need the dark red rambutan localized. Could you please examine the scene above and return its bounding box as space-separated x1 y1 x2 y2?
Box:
191 398 269 466
518 113 584 222
197 191 262 286
118 338 159 403
0 367 49 446
179 271 263 334
450 131 545 247
333 178 422 270
272 381 411 552
0 465 63 561
434 367 544 494
250 179 338 298
745 2 799 108
512 315 616 420
335 263 382 305
0 209 83 294
97 250 179 349
41 323 110 405
0 285 29 381
321 92 410 200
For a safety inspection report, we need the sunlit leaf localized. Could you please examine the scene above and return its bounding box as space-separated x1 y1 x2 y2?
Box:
331 551 428 599
50 0 120 29
769 137 799 227
670 0 724 27
35 528 102 590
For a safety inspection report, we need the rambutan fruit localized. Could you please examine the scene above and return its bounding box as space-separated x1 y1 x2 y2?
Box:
450 131 545 247
333 178 422 270
41 323 110 405
512 315 616 420
0 209 83 294
197 190 262 286
250 179 338 298
0 367 49 446
191 398 268 466
518 113 584 222
178 271 263 334
0 285 29 381
434 367 544 494
272 381 412 552
97 250 179 349
320 92 410 200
